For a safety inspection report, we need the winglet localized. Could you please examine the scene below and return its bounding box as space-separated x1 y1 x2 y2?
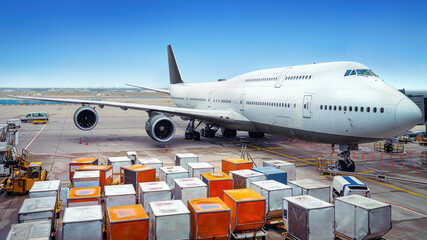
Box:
167 45 184 84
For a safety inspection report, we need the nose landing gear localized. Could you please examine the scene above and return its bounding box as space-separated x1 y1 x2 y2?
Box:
336 144 356 172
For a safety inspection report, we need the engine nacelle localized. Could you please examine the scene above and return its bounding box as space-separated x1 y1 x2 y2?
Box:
145 113 176 142
73 106 99 131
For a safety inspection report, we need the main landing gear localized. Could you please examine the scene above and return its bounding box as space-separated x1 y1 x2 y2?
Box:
336 144 356 172
184 119 201 140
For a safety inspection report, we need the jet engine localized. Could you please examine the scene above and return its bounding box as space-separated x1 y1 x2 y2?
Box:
73 106 98 131
145 113 176 142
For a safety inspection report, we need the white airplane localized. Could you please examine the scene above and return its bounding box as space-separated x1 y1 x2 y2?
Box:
12 45 422 171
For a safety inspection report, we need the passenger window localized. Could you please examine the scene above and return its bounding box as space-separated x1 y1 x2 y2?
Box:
380 107 384 113
355 106 358 112
367 107 370 112
344 106 347 111
329 105 332 110
344 70 351 76
309 75 312 79
349 106 352 111
320 105 323 110
26 114 31 117
334 106 337 111
339 106 342 111
361 107 364 112
304 104 307 109
373 107 377 113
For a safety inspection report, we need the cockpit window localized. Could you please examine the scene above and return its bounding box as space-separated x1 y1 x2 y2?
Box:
344 69 378 77
344 70 351 76
350 70 356 75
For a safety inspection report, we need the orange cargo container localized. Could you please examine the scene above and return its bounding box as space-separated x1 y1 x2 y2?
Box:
67 187 101 207
106 204 149 240
76 165 113 192
69 158 98 180
188 197 231 240
223 189 266 232
120 165 155 195
222 158 253 175
201 172 233 201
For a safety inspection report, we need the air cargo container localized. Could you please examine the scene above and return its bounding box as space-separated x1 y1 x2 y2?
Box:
149 200 190 240
29 180 61 203
137 157 163 178
106 204 149 240
231 169 266 189
252 167 287 184
69 157 98 180
159 166 189 189
72 170 100 188
120 165 155 195
62 205 103 240
107 156 132 175
335 195 392 240
139 181 171 214
188 197 231 240
173 178 207 206
201 172 233 200
104 184 136 209
67 187 101 207
251 180 293 219
223 189 266 232
288 178 331 203
187 162 214 179
6 220 51 240
285 195 334 240
18 197 56 231
175 153 199 170
222 158 253 175
263 160 296 181
76 165 113 192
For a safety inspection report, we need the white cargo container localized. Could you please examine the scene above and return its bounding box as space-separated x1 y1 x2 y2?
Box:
107 156 132 174
104 184 137 209
173 178 207 206
72 170 100 188
251 180 293 219
175 153 198 170
187 162 215 179
137 157 163 178
263 160 296 181
6 220 51 240
288 178 331 203
159 166 189 189
62 205 103 240
139 181 172 214
149 200 190 240
231 169 266 189
18 197 56 230
29 180 61 203
335 195 392 240
285 195 334 240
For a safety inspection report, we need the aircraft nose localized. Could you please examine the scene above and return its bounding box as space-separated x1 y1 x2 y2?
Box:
395 98 422 131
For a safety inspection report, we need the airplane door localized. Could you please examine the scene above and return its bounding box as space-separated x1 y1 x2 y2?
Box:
275 67 292 88
240 94 245 112
302 95 312 118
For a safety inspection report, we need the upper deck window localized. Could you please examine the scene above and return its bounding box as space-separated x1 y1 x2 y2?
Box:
345 69 378 77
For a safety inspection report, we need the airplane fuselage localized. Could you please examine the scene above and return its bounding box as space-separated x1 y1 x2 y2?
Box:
169 61 421 144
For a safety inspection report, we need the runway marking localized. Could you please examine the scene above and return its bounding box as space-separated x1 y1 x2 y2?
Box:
399 154 406 169
308 143 316 148
390 153 394 167
371 152 374 162
382 201 427 217
381 153 383 164
352 151 357 158
30 152 80 158
358 176 427 199
321 145 329 151
314 144 323 149
406 150 419 172
246 147 283 151
24 124 48 150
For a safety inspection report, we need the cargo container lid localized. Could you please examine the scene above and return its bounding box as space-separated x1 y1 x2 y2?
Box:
122 165 155 172
174 178 207 188
337 195 389 209
108 205 148 222
29 180 60 193
264 160 294 166
19 197 56 214
71 158 97 163
188 197 230 212
285 195 333 209
77 165 112 171
63 205 103 223
105 184 136 196
73 170 100 179
224 189 265 201
139 181 171 192
7 220 51 239
251 180 291 191
187 162 214 169
288 178 329 189
68 187 101 198
232 169 265 178
150 200 190 216
137 157 162 164
201 172 232 181
107 156 132 162
175 153 198 158
223 158 252 164
160 166 188 174
252 167 285 174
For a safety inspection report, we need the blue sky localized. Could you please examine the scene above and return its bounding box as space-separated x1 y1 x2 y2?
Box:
0 0 426 89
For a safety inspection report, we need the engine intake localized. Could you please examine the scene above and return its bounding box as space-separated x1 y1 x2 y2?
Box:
145 113 175 142
74 106 98 131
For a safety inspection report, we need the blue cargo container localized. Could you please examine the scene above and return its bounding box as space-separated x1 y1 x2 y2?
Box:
252 167 287 185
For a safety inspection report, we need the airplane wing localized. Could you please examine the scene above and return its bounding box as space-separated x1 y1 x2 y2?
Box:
10 96 249 124
125 83 170 94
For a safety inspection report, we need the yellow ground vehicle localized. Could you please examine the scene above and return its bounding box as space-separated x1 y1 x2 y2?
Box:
32 120 47 124
2 149 47 194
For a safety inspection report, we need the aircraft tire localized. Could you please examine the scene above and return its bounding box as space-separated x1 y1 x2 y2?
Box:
194 132 201 140
337 160 347 171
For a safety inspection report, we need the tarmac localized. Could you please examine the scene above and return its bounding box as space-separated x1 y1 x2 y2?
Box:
0 95 426 239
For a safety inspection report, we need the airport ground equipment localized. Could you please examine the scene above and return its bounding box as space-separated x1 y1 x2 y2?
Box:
68 157 98 180
421 151 427 165
222 157 253 175
62 205 103 240
316 155 338 174
138 182 171 214
251 180 292 220
120 165 155 195
137 157 163 179
187 162 214 178
373 141 405 153
72 170 100 188
173 178 207 207
18 197 57 231
331 176 370 199
21 112 49 123
288 179 330 203
0 124 19 177
252 167 287 185
6 119 20 128
175 153 199 170
201 172 233 200
159 166 189 189
149 200 191 240
67 187 101 207
32 120 47 124
263 160 296 181
106 205 149 240
104 184 136 209
416 134 427 145
6 220 52 240
231 169 266 189
240 144 258 167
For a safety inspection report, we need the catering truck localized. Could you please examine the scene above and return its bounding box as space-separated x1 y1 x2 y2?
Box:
332 176 371 200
